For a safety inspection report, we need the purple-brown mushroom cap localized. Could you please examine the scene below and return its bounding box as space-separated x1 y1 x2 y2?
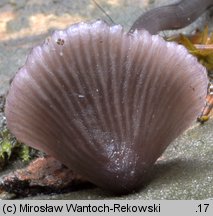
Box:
5 20 208 194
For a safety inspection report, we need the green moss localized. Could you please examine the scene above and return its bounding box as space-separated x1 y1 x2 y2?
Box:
0 129 31 168
20 145 30 162
0 130 14 159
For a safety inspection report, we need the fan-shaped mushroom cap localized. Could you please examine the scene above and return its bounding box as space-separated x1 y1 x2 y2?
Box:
5 21 208 194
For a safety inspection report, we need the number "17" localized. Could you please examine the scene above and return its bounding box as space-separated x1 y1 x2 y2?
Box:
197 204 209 213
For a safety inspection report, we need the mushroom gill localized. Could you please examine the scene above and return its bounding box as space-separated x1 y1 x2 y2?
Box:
5 21 208 194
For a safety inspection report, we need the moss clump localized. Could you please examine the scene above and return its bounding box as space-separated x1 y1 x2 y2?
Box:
0 129 31 169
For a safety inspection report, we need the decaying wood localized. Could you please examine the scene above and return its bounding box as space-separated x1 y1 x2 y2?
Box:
0 156 91 197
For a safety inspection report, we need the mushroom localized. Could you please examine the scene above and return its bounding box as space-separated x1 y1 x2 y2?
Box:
130 0 213 34
5 21 208 194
